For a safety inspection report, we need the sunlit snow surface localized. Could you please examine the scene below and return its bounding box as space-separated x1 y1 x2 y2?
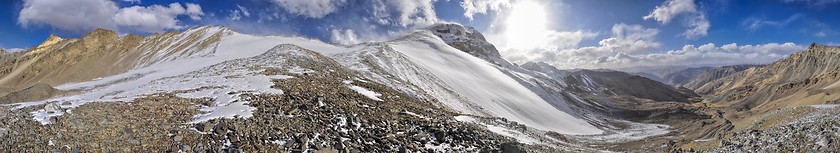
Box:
386 31 603 135
15 28 359 124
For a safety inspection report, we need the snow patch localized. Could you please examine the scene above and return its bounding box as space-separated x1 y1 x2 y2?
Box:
344 80 383 101
348 86 383 101
571 120 670 143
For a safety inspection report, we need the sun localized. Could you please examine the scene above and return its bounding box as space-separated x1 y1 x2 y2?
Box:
505 1 549 50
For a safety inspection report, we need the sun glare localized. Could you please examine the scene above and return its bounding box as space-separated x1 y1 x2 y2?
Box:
505 1 549 50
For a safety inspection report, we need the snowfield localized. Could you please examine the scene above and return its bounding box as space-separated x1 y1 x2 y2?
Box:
383 31 602 135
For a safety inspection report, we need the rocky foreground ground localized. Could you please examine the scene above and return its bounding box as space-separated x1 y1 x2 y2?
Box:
707 106 840 152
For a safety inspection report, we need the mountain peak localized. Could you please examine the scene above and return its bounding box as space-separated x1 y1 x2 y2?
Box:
82 28 119 41
427 23 501 58
428 23 486 42
35 34 63 49
799 43 840 56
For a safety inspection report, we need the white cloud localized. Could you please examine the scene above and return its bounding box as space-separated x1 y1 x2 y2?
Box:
499 24 658 68
330 29 360 45
643 0 709 39
122 0 141 4
229 5 250 21
18 0 120 33
113 3 205 33
502 21 804 70
600 23 661 53
541 41 804 70
230 10 243 21
643 0 697 24
461 0 512 20
319 0 440 44
18 0 204 34
782 0 840 7
271 0 347 18
814 31 828 37
237 5 251 17
742 14 802 31
388 0 439 27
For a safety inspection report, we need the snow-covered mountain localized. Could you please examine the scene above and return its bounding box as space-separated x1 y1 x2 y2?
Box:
0 24 708 152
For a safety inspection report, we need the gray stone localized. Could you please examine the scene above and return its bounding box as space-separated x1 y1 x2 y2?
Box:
128 139 140 145
173 135 183 142
44 102 61 113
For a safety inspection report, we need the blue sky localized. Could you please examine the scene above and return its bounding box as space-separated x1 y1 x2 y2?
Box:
1 0 839 69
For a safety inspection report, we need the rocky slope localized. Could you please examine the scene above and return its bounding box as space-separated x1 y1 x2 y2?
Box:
564 69 695 102
0 27 225 98
680 65 762 92
696 44 840 112
659 44 840 151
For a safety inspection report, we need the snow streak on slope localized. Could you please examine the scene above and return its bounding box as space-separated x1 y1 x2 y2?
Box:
384 31 602 135
16 27 359 124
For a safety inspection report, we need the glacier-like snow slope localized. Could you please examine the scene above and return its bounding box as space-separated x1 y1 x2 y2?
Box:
15 27 361 124
384 31 603 135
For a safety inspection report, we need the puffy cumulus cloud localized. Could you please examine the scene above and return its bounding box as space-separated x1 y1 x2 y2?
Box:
18 0 119 33
388 0 438 27
213 0 440 45
461 0 512 20
271 0 347 18
600 23 661 53
625 42 804 68
507 22 804 70
543 42 804 70
17 0 204 34
321 0 439 44
329 29 360 45
500 23 658 68
643 0 697 24
643 0 709 39
113 3 204 33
